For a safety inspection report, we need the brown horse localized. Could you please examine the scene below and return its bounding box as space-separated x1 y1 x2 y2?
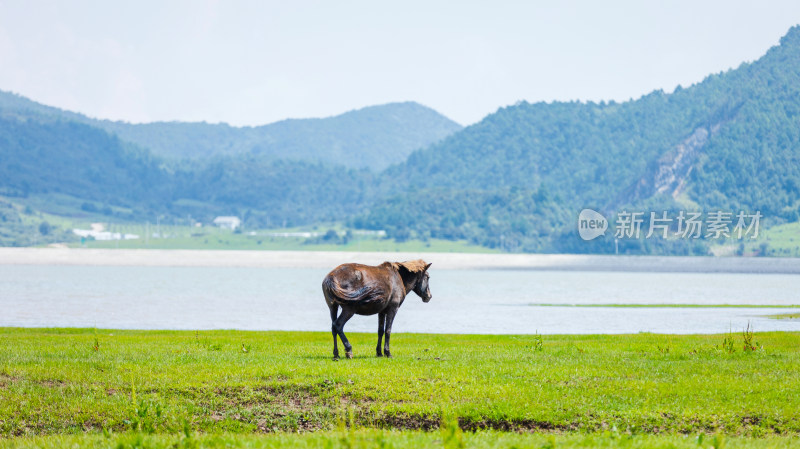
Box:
322 259 432 359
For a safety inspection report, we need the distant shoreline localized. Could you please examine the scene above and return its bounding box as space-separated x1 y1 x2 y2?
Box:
1 248 798 274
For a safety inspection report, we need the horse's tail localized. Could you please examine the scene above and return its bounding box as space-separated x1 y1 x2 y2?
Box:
322 275 374 304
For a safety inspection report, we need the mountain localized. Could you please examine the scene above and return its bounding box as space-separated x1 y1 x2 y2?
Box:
102 102 462 170
2 26 800 254
0 93 462 170
0 92 458 238
178 157 376 228
0 116 170 210
360 26 800 253
0 111 379 227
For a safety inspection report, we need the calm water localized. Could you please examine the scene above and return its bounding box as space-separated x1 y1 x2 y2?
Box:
1 265 798 334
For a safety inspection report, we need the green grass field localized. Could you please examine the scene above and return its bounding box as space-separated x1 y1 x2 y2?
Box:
710 220 800 257
528 303 800 308
765 313 800 320
1 329 798 448
63 218 800 255
2 194 496 252
58 219 495 253
72 230 494 253
8 192 800 256
2 430 797 449
750 221 800 257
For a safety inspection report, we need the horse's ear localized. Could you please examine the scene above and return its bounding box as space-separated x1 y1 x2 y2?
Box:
424 263 432 272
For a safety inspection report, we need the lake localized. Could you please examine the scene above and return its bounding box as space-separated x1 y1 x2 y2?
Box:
1 264 798 334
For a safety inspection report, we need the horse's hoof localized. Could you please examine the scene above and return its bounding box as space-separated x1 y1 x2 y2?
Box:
333 356 339 361
384 352 392 358
345 351 353 359
376 352 383 358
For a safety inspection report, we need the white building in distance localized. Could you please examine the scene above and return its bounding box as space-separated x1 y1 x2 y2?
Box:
213 216 241 230
73 223 139 241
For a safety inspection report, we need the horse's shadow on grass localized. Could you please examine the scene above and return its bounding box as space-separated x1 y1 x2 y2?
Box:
300 354 389 361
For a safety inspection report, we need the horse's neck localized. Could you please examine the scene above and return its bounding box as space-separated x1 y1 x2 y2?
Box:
394 265 419 297
399 276 416 297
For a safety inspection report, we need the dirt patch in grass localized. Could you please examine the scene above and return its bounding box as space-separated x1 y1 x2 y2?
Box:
458 417 570 432
0 372 19 388
37 378 66 388
12 382 799 437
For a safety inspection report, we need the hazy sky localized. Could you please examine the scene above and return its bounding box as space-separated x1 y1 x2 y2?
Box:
1 1 799 126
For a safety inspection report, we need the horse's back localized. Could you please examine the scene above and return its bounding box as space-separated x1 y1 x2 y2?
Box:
322 262 395 310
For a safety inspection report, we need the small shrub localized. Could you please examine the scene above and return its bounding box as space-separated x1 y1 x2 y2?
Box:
657 337 672 355
742 321 760 352
128 399 163 433
38 221 51 235
721 328 736 354
532 332 544 352
92 328 100 352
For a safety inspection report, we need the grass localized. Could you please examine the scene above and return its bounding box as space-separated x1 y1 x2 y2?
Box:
749 220 800 257
2 430 799 449
710 220 800 257
9 192 800 256
764 313 800 320
55 219 495 253
1 328 799 443
73 232 494 253
528 303 800 308
2 194 496 252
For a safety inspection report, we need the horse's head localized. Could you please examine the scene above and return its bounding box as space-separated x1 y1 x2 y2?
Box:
394 260 433 302
413 266 432 303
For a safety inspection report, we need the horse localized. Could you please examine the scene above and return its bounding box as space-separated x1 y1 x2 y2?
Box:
322 259 432 359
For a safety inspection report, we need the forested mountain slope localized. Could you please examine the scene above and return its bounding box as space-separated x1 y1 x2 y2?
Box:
361 26 800 252
0 93 462 170
2 27 799 254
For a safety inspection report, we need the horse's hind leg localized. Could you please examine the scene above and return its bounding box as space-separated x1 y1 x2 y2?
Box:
334 308 356 359
383 310 396 358
329 303 340 360
376 312 386 357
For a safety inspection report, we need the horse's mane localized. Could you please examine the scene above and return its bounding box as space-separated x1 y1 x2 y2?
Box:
388 259 428 273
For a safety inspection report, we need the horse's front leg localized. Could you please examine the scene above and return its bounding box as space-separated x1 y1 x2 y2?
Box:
376 312 386 357
383 309 396 358
334 308 356 359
